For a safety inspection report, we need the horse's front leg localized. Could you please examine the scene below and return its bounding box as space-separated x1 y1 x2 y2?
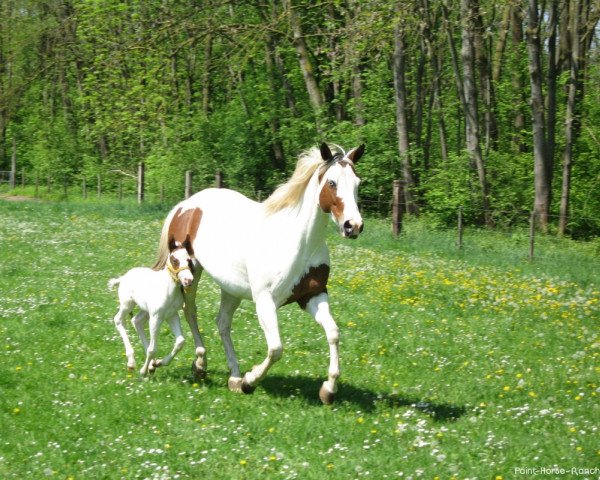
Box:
241 293 282 393
304 292 340 405
183 283 208 380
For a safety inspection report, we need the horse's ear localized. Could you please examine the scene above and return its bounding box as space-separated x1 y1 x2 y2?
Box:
183 234 194 256
347 144 365 164
320 142 333 163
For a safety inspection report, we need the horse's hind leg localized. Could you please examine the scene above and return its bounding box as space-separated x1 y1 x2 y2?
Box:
304 292 340 405
182 272 208 380
140 314 161 376
113 303 136 371
215 289 242 392
154 312 185 368
241 293 282 393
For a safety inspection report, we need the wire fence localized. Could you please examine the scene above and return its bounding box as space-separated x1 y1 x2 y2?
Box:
2 167 599 265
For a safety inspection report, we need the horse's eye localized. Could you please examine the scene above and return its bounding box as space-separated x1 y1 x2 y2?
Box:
328 180 337 188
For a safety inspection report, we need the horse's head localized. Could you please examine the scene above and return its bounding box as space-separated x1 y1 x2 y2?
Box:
167 236 195 287
318 143 365 239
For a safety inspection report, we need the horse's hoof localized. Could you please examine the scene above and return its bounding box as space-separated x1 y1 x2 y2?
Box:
319 384 335 405
191 360 207 380
228 377 243 393
241 377 256 394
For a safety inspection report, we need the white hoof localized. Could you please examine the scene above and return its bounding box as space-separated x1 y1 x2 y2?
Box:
228 377 243 393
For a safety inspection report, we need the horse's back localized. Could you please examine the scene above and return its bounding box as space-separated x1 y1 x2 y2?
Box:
183 188 259 299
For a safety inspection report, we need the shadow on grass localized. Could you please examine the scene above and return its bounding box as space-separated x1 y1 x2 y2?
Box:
260 374 467 422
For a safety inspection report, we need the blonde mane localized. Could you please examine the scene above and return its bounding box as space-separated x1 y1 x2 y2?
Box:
263 147 327 215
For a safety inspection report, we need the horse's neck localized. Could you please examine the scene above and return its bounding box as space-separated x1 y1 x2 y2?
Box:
282 176 328 254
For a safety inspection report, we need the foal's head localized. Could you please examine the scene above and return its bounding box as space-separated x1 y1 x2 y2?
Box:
167 236 195 287
318 143 365 239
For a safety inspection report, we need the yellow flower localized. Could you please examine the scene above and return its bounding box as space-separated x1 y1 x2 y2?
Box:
357 417 364 424
503 386 510 392
239 460 247 466
13 407 20 415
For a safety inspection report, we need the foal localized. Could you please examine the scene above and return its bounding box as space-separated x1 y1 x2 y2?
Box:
108 237 195 376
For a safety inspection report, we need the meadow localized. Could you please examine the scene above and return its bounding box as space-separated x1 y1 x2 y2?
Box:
0 198 598 479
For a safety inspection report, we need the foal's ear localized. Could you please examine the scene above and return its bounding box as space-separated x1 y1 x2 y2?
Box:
347 144 365 164
182 234 194 256
320 142 334 163
168 235 177 252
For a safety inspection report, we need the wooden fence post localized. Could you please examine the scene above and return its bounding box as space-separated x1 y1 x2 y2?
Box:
185 170 193 199
529 210 536 260
21 168 25 188
392 179 403 237
10 137 16 189
82 177 87 199
137 162 145 203
457 206 464 249
215 170 223 188
97 173 101 198
35 174 39 197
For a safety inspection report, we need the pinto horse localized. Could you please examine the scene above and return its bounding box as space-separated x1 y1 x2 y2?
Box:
153 143 365 403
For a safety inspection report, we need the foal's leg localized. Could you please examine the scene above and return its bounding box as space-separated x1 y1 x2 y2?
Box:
215 289 242 391
140 313 161 376
154 312 186 368
304 292 340 405
182 275 208 380
242 293 282 393
113 303 136 371
132 311 149 351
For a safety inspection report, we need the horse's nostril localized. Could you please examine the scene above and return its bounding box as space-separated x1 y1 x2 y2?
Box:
343 220 353 233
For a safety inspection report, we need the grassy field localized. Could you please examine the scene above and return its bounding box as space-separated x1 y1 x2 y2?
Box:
0 198 598 479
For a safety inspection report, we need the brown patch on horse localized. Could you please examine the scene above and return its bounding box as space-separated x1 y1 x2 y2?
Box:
284 264 330 309
319 182 345 222
168 207 202 254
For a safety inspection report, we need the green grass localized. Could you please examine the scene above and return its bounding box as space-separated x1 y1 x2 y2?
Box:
1 198 598 479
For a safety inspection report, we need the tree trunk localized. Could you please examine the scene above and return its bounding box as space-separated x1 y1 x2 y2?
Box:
201 30 213 116
558 0 580 235
526 0 551 230
460 0 492 225
264 33 285 171
510 4 527 152
285 0 323 112
392 17 419 215
546 0 558 187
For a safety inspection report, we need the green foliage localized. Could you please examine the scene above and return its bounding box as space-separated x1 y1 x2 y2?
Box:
0 0 598 236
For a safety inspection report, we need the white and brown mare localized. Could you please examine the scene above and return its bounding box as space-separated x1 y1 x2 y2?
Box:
153 143 365 403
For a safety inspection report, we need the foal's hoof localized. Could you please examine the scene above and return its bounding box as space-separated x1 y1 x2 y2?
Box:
228 377 243 393
241 377 256 394
191 360 207 381
319 384 335 405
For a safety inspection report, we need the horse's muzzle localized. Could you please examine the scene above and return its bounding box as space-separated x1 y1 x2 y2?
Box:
343 220 363 239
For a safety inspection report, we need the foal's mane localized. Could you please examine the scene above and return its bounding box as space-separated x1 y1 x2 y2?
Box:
262 147 328 215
